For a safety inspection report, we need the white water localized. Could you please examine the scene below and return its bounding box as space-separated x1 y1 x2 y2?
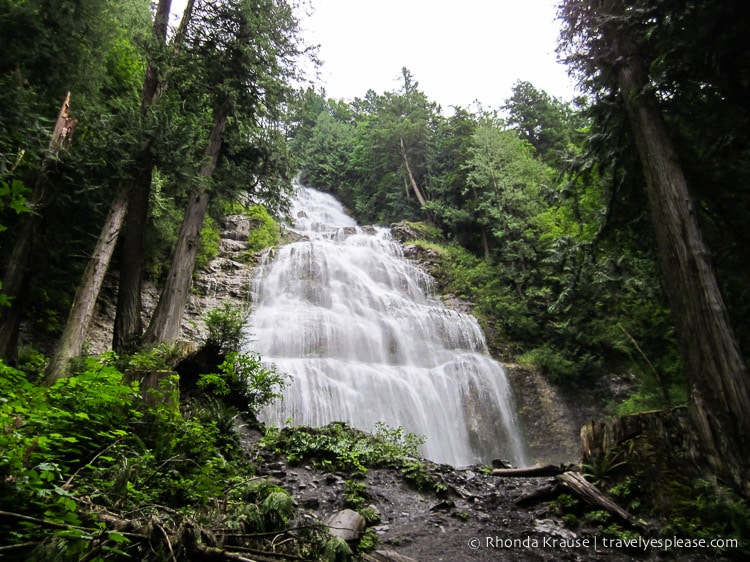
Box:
249 187 529 467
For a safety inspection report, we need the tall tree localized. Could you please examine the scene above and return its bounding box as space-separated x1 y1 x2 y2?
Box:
144 0 305 344
0 93 78 359
0 0 150 361
465 118 550 263
504 80 575 167
113 0 177 352
560 0 750 493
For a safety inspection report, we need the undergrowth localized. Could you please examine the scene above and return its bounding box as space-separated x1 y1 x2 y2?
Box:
0 352 338 561
262 421 447 494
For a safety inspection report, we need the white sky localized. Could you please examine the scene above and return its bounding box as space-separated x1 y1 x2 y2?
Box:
170 0 577 111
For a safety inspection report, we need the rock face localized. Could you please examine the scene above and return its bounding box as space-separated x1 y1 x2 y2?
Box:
505 364 600 465
84 214 258 354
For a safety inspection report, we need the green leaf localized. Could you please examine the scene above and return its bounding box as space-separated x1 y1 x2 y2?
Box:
107 531 131 544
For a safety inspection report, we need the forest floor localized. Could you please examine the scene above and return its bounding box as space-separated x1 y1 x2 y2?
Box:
247 430 731 562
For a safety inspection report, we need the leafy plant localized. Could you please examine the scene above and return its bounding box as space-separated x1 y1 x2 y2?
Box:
198 351 288 412
203 303 250 353
246 204 281 252
125 342 181 371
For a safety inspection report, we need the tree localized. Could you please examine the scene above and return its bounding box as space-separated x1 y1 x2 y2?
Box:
0 0 157 360
43 0 174 381
113 0 179 352
144 0 305 345
424 108 477 247
505 80 573 166
465 118 550 263
560 0 750 494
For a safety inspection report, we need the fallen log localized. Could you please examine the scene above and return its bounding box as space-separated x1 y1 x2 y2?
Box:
557 471 643 529
492 464 566 477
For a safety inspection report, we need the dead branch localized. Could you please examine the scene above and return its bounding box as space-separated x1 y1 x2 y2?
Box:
492 463 566 477
557 471 643 528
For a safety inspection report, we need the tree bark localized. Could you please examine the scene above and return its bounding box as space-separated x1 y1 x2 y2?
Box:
44 185 130 383
144 108 228 345
113 159 151 352
113 0 173 352
611 33 750 495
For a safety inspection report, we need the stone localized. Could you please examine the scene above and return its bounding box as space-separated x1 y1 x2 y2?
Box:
361 549 419 562
325 509 365 542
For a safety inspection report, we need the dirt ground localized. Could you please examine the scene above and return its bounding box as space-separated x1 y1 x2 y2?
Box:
249 443 732 562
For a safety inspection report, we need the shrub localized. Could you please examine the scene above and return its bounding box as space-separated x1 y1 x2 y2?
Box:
196 215 221 271
246 204 280 252
198 351 288 414
203 303 250 353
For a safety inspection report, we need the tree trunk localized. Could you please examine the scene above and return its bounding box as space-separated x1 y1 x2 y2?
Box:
399 137 431 220
611 33 750 495
113 159 151 352
44 185 130 383
0 92 77 361
113 0 173 352
492 464 565 477
144 108 228 345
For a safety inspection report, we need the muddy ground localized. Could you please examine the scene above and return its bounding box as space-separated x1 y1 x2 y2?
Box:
249 438 732 562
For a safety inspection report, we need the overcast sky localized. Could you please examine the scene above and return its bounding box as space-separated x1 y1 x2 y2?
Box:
171 0 577 111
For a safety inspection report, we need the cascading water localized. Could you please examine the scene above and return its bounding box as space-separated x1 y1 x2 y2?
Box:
249 187 529 467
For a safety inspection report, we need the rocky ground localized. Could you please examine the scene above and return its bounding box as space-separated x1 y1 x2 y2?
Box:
248 439 730 562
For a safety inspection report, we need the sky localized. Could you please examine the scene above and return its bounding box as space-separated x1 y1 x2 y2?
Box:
170 0 577 111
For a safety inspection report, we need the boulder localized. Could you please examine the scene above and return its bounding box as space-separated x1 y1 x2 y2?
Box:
324 509 365 542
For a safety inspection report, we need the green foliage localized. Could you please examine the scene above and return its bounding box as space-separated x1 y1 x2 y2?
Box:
322 536 354 562
518 345 578 383
0 177 31 227
246 204 281 253
0 351 306 557
262 421 443 492
198 351 288 412
125 342 181 371
196 215 221 271
203 303 250 353
343 479 368 510
357 528 379 553
582 449 627 486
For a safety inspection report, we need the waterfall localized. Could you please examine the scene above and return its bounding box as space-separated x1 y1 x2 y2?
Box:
249 187 528 467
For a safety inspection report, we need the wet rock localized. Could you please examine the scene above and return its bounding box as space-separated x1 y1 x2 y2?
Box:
361 550 418 562
390 222 423 243
300 497 319 509
533 518 577 540
325 509 365 542
429 499 455 512
221 214 253 241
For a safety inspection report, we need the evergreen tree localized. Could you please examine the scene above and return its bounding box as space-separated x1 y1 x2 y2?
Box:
560 0 750 494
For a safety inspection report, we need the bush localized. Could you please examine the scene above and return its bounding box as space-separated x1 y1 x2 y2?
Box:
203 303 250 353
198 351 288 413
246 204 280 252
196 215 221 271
